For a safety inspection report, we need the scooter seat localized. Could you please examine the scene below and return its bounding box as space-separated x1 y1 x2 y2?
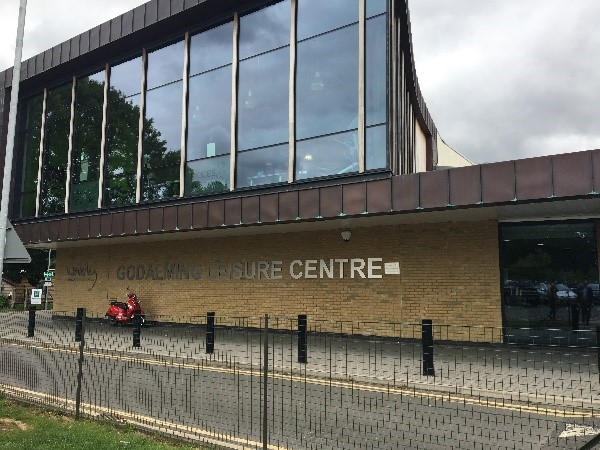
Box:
110 301 128 310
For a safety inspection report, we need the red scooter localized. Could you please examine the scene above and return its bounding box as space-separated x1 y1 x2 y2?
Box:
105 291 145 326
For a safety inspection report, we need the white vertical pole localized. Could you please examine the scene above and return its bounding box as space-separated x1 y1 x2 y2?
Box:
0 0 28 285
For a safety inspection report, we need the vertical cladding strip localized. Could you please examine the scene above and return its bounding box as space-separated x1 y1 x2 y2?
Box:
35 88 48 217
288 0 297 184
389 0 398 175
136 49 148 204
64 76 77 213
358 0 366 173
179 31 190 198
98 64 109 208
230 12 239 191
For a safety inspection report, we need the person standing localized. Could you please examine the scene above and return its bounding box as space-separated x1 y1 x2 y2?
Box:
579 281 593 326
548 282 558 322
571 284 581 331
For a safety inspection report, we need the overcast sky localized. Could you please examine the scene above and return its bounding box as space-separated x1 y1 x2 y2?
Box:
1 0 599 164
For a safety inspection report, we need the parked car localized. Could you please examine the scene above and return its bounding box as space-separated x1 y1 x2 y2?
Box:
587 283 599 303
504 280 540 306
537 282 577 305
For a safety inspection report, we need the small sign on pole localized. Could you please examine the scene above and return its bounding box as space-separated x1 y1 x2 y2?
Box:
31 288 43 305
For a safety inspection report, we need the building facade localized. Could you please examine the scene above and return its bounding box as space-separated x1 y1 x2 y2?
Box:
0 0 598 340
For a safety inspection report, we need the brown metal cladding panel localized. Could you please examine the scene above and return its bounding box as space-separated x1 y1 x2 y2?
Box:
35 54 44 74
110 17 122 42
20 63 27 80
89 26 100 51
163 206 178 231
89 215 101 237
51 46 61 68
29 222 41 243
552 152 593 197
137 209 150 233
241 196 259 224
60 41 71 64
13 224 29 245
79 32 90 55
78 216 90 239
320 186 342 218
123 211 136 234
68 217 79 240
70 36 80 59
515 156 553 200
192 202 208 229
100 214 112 236
145 2 158 26
184 0 200 9
58 219 69 241
133 6 146 32
208 200 225 227
171 0 184 15
100 22 111 47
366 179 392 214
419 170 449 209
111 212 124 236
481 161 515 204
149 208 164 232
260 194 278 223
157 0 171 20
278 191 298 221
177 204 192 230
47 220 60 242
343 183 366 215
122 11 134 36
224 198 242 226
391 175 419 211
43 49 52 71
0 72 4 89
593 150 600 194
38 223 48 242
298 189 319 219
449 165 481 206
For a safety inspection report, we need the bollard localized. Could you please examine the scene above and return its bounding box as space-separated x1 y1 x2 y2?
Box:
422 319 435 376
133 312 142 348
75 307 84 342
298 314 308 364
75 308 86 420
206 312 215 354
27 306 36 338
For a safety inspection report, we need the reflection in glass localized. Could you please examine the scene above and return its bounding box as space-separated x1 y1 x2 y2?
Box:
296 25 358 140
366 15 387 127
190 22 233 76
40 83 72 215
297 0 358 41
142 81 183 201
367 0 387 18
239 0 290 59
238 48 289 151
187 67 232 161
18 95 43 218
186 155 230 196
296 130 358 180
146 41 184 90
500 222 599 337
366 125 387 170
105 56 142 207
237 144 288 188
70 71 104 212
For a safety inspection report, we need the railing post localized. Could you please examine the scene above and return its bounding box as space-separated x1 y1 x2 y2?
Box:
298 314 307 364
27 305 36 338
75 308 86 420
133 311 142 348
422 319 435 376
596 326 600 381
75 307 84 342
206 312 215 354
262 314 269 450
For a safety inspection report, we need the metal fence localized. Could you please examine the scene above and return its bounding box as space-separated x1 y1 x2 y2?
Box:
1 309 600 449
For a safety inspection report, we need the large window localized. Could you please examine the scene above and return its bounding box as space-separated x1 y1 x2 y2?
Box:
40 83 72 215
17 95 43 218
104 57 142 207
237 0 290 188
500 222 599 337
143 41 184 202
70 70 105 212
186 22 233 196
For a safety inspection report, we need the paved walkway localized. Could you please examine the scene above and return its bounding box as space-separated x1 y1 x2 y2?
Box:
1 311 599 411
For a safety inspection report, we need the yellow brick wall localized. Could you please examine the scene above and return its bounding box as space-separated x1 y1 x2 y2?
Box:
53 220 502 340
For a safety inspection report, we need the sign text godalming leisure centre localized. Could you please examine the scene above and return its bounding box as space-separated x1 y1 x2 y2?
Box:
116 259 400 281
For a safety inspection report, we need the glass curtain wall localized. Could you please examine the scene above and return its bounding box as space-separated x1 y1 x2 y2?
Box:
236 0 290 188
17 95 43 217
104 57 142 207
142 41 184 202
186 23 233 195
40 83 72 215
70 70 105 212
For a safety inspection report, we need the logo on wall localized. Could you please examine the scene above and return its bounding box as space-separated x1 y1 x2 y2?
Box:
67 264 98 290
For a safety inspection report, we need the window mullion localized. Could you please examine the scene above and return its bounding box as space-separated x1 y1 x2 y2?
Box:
358 0 366 173
136 49 148 204
34 88 47 217
230 12 240 191
288 0 297 183
98 64 109 208
64 76 76 213
180 32 190 198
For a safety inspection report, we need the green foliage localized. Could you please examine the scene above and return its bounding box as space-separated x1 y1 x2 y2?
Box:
0 295 8 309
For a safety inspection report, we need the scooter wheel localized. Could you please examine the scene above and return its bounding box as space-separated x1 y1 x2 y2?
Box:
108 317 117 326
